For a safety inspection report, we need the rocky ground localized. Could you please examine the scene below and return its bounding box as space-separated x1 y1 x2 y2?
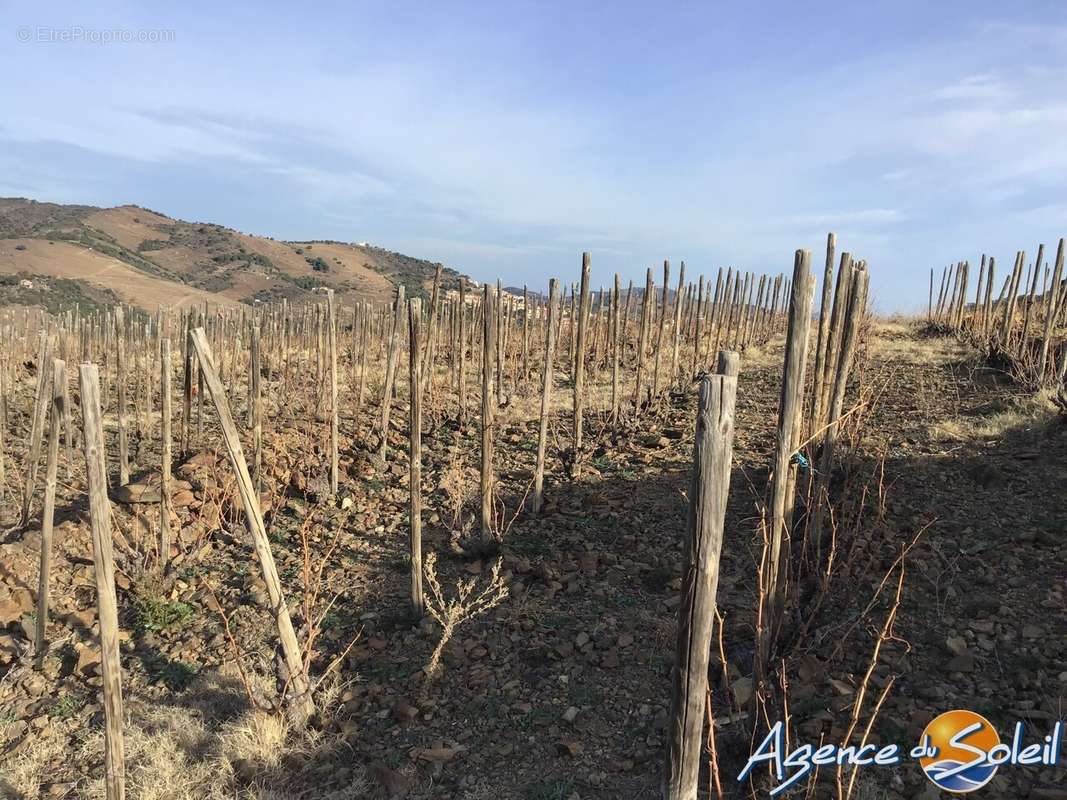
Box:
0 320 1064 799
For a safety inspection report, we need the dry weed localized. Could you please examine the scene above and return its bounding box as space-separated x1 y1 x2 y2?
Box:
422 551 509 679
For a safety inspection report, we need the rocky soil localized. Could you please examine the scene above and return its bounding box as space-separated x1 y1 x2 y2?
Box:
0 321 1064 799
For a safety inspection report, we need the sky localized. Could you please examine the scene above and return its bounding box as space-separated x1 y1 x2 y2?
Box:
2 1 1067 311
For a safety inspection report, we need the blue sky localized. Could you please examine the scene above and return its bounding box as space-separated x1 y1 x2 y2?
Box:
2 1 1067 310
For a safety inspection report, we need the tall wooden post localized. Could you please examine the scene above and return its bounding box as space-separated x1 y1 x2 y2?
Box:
817 253 853 425
611 274 621 423
1038 240 1066 381
21 332 52 526
982 257 997 342
663 352 739 800
160 338 172 567
408 299 425 615
378 286 406 463
763 250 815 664
809 233 836 436
79 364 126 800
533 280 560 514
188 329 314 723
652 261 670 401
115 309 129 486
481 284 497 536
572 253 592 477
670 262 685 389
326 290 338 495
634 268 654 411
458 281 468 427
35 358 65 663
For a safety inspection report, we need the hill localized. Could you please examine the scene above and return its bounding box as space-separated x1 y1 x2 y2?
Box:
0 198 467 312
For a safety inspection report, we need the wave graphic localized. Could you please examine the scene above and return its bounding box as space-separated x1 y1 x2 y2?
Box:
924 759 997 792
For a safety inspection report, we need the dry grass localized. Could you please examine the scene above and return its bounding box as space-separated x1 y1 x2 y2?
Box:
52 670 368 800
2 734 68 798
869 318 971 366
928 388 1059 442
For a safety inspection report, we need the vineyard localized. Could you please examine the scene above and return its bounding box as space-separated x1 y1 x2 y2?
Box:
0 237 1064 799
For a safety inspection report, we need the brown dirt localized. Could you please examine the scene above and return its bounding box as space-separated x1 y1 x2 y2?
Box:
0 239 237 312
0 321 1064 799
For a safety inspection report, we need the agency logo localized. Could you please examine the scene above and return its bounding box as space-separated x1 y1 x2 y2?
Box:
736 710 1061 797
919 710 1000 793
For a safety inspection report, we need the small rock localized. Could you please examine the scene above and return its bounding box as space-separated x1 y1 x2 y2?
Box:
946 654 976 673
112 482 161 503
945 635 968 656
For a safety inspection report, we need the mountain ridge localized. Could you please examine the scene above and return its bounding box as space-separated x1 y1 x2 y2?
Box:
0 197 468 313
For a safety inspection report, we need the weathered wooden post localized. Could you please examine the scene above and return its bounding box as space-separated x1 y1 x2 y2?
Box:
634 268 654 412
181 319 193 455
79 364 126 800
377 285 406 463
809 263 870 562
458 280 469 427
533 279 560 514
572 253 592 477
663 351 739 800
1021 245 1044 344
35 358 65 663
481 284 497 536
21 332 52 526
670 262 686 389
982 257 997 342
652 261 670 401
408 299 425 615
160 338 172 567
817 253 853 426
809 233 835 436
1038 239 1066 381
763 250 815 661
249 324 263 489
188 329 314 723
1000 251 1025 348
326 290 339 495
428 266 445 399
115 309 129 486
611 273 621 423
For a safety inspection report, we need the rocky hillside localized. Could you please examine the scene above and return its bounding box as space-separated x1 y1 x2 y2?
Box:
0 198 467 312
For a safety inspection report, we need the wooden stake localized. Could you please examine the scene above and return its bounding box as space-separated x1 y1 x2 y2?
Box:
326 291 338 495
573 253 592 477
611 274 621 423
763 250 815 662
78 364 126 800
1038 240 1066 382
378 286 406 463
408 299 425 616
35 358 65 663
189 329 314 723
480 284 497 536
533 279 560 514
21 332 52 526
809 233 836 436
670 262 686 389
652 261 670 401
458 281 469 427
160 338 172 567
663 351 738 800
115 310 129 486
